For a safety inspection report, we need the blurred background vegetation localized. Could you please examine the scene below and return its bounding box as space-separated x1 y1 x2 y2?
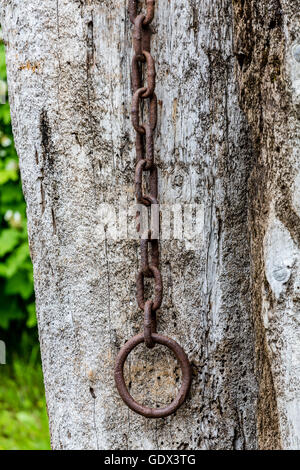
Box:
0 35 50 449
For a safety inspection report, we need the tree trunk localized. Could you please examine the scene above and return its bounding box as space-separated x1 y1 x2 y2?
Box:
233 0 300 450
0 0 299 450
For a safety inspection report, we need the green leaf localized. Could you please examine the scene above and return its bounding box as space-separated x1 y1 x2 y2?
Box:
26 303 37 328
0 296 24 329
0 169 18 184
5 271 34 300
0 229 20 256
1 183 24 204
1 242 30 278
0 104 11 125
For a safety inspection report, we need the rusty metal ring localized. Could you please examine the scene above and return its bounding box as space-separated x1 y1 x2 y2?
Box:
144 124 154 168
137 264 162 311
133 14 146 59
142 51 156 98
114 332 192 418
131 87 147 134
132 52 156 98
135 158 158 207
144 300 156 348
131 90 157 136
129 0 155 26
128 0 138 24
135 159 158 207
149 92 157 130
141 235 159 276
135 158 150 206
132 56 142 93
135 132 144 161
143 0 155 25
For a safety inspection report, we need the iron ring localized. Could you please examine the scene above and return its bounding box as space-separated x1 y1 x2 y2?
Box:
114 333 192 418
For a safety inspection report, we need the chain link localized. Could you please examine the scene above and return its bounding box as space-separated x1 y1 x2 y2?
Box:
114 0 192 419
130 0 160 336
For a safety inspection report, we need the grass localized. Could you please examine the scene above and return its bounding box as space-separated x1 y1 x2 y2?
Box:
0 347 51 450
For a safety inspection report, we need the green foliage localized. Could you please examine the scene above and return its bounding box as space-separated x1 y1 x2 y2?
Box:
0 350 50 450
0 40 36 332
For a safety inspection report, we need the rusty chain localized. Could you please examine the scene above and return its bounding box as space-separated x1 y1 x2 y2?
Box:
114 0 192 419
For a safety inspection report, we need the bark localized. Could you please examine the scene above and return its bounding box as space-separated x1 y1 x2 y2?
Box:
0 0 298 450
233 0 300 450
